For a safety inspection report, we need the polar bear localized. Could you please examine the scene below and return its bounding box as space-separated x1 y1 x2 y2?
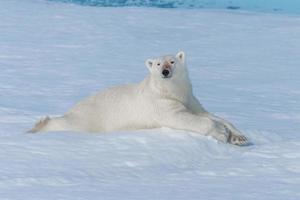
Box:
29 51 248 145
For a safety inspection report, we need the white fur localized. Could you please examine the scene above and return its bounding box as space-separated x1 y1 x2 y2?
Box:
29 51 248 145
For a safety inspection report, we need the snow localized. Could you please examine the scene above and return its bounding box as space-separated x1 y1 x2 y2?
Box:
1 0 300 199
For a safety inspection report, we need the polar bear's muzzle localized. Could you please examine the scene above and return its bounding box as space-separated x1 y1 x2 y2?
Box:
161 63 172 78
162 69 170 77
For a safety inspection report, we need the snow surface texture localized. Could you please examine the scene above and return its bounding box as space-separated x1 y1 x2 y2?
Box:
51 0 300 14
1 0 300 199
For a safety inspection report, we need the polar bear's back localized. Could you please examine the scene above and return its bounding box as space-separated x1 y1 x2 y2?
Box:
64 84 150 132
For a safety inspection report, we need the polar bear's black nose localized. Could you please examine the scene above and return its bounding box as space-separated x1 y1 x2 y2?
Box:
162 69 170 77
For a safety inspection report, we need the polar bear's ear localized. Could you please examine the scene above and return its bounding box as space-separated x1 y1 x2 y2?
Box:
176 51 185 63
145 59 154 70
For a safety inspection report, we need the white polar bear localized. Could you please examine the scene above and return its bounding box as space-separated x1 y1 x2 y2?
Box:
29 51 248 145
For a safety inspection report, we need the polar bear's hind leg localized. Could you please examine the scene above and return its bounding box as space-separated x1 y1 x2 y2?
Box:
28 116 69 133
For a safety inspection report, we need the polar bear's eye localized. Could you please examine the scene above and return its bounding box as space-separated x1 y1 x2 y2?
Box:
157 63 160 66
170 61 175 64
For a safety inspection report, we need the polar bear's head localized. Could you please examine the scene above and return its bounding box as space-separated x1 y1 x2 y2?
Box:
145 51 186 79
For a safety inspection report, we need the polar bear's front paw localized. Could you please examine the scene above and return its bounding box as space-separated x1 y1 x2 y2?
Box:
227 132 248 146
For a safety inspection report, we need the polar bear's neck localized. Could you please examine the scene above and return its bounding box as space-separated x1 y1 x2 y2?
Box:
146 71 193 104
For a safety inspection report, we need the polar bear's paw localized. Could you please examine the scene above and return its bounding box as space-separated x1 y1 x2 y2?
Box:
27 116 50 133
227 131 248 146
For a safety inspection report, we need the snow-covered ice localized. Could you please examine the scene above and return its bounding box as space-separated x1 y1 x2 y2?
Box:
0 0 300 199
